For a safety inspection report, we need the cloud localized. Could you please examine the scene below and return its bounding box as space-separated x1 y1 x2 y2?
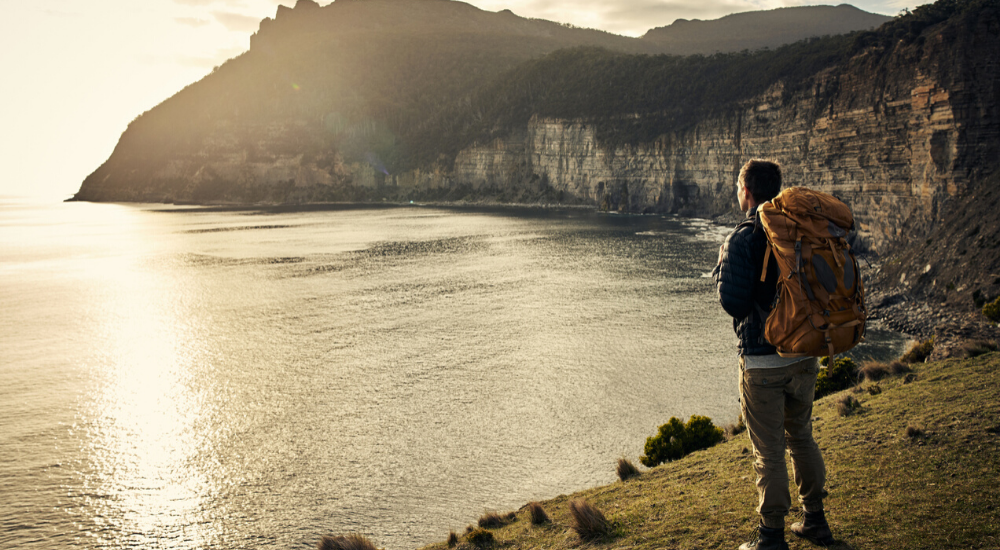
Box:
175 17 212 28
213 11 263 32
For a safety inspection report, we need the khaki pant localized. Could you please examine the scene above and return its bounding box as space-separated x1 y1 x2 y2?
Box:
739 357 827 529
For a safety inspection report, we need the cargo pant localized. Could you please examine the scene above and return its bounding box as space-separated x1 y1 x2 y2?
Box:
739 357 827 529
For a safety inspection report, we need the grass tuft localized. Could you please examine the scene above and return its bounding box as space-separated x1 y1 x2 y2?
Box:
906 425 924 439
464 525 474 534
860 361 890 381
901 338 934 363
527 502 550 525
889 360 913 376
836 394 862 416
868 384 883 395
568 499 612 540
616 458 640 481
478 512 503 529
447 531 458 548
465 528 494 548
318 534 378 550
961 339 998 358
723 416 746 439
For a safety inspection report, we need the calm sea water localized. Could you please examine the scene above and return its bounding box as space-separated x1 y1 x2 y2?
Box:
0 198 907 550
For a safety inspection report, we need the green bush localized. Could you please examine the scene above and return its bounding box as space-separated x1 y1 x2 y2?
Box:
901 338 935 363
983 296 1000 323
640 415 724 467
815 357 858 399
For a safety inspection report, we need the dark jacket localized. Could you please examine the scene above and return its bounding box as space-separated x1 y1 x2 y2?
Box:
712 205 780 356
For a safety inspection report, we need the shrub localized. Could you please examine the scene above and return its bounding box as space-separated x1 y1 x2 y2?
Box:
961 339 998 358
466 528 494 547
447 532 458 548
616 458 640 481
527 502 549 525
906 425 924 438
815 357 858 399
901 338 934 363
836 394 862 416
983 296 1000 322
478 512 503 529
868 384 882 395
640 415 724 467
318 535 378 550
568 499 611 540
889 360 912 376
860 361 890 381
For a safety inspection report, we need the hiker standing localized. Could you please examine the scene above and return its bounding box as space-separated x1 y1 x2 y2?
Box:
712 159 834 550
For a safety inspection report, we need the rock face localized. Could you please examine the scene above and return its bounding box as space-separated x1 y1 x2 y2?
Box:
73 1 1000 260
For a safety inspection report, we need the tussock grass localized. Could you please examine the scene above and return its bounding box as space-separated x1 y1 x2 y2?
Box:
723 416 746 439
961 339 998 358
568 499 612 540
836 394 861 416
906 425 924 438
417 352 1000 550
617 458 640 481
477 512 503 529
860 361 890 381
527 502 549 525
447 531 458 548
318 534 377 550
901 338 934 363
465 528 493 548
889 360 912 375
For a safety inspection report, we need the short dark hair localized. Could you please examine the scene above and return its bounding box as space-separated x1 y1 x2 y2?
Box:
739 159 782 203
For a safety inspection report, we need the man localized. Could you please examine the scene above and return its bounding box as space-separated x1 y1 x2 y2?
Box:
712 159 834 550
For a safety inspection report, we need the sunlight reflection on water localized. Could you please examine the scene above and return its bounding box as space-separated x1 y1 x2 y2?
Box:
0 199 909 550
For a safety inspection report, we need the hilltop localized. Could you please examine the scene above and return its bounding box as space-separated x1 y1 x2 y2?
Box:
414 352 1000 549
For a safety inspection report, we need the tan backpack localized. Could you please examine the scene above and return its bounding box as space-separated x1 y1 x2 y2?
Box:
757 187 866 357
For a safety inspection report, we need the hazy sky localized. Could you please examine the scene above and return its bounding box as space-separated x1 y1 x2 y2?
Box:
0 0 918 200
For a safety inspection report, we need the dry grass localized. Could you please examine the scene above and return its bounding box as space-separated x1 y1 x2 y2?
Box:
860 361 891 381
465 528 494 548
477 512 503 529
723 416 746 439
527 502 549 525
901 338 934 363
889 360 912 375
568 499 612 540
961 339 998 358
616 458 640 481
836 394 862 416
318 534 377 550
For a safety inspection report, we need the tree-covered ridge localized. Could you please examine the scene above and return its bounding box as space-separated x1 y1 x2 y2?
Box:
403 0 999 172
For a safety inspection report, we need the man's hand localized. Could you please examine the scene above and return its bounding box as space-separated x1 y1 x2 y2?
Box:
718 243 725 265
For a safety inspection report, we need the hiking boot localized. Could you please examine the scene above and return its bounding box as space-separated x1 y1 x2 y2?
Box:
738 524 789 550
791 510 834 546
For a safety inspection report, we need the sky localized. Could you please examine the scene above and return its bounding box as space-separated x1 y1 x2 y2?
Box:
0 0 919 200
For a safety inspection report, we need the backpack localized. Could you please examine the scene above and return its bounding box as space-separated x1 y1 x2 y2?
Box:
757 187 866 357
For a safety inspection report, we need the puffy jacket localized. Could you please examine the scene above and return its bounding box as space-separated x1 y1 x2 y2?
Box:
712 206 780 356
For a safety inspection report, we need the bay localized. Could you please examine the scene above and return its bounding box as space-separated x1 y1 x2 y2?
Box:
0 198 907 549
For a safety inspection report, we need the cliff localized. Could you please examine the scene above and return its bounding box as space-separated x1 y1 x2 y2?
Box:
72 0 1000 315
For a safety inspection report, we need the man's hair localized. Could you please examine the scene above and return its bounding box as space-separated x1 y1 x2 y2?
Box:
739 159 782 203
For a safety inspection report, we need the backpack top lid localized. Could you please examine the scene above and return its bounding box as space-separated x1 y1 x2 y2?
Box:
767 186 854 234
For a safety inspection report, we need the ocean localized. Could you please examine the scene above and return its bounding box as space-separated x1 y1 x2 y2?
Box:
0 198 908 549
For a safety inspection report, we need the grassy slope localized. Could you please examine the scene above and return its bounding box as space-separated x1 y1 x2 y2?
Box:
423 353 1000 550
